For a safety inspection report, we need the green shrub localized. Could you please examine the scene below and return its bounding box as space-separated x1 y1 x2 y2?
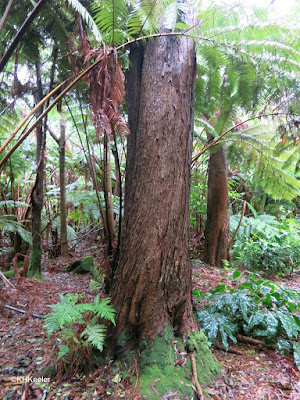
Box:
231 216 300 273
194 271 300 370
44 293 116 377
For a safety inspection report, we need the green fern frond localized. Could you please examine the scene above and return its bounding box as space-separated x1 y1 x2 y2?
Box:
47 294 83 327
81 324 106 351
241 40 300 61
44 312 61 335
93 296 116 324
57 344 69 361
0 216 32 245
128 0 160 37
67 0 102 42
92 0 129 45
90 279 103 291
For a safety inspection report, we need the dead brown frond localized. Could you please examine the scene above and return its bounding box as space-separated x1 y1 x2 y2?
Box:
80 35 129 141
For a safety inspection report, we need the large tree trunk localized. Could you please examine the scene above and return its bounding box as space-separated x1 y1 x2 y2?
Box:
112 36 197 342
204 145 230 266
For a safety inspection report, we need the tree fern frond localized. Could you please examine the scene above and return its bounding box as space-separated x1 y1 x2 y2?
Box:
128 0 159 37
92 0 129 46
240 40 300 61
195 117 216 136
67 0 102 42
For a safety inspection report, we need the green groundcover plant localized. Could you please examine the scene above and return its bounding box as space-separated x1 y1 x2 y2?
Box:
44 293 116 376
194 271 300 370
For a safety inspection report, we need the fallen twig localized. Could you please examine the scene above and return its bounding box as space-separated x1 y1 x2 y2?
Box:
20 375 30 400
5 304 43 319
151 377 160 394
0 271 16 289
190 353 204 400
45 390 55 400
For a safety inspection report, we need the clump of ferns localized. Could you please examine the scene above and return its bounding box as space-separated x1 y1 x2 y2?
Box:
44 293 116 379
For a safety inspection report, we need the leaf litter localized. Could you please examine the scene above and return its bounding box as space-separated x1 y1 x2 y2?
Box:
0 258 299 399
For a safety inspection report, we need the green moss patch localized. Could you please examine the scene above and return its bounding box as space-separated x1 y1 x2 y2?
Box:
64 256 94 274
137 326 221 399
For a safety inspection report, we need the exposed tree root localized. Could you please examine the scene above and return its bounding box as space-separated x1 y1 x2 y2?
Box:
237 334 276 350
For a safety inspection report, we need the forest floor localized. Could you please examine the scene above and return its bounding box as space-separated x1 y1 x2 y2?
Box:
0 254 300 399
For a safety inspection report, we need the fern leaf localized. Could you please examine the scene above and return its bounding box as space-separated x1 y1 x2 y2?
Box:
57 344 69 361
67 0 102 42
93 296 116 325
92 0 129 46
44 312 61 335
81 324 106 351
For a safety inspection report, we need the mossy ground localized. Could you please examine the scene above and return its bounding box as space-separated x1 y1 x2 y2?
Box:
64 255 94 274
128 325 221 399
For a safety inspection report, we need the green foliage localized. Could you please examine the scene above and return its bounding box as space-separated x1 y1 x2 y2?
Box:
194 271 300 370
231 216 300 273
44 294 116 374
0 215 32 247
227 124 300 202
190 172 207 229
90 265 105 291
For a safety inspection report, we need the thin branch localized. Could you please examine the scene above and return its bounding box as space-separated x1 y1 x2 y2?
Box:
0 78 69 155
190 353 204 400
46 126 59 143
0 0 48 73
0 0 15 37
0 271 16 289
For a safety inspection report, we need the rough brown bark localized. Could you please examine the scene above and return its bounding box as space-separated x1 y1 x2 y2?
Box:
112 36 197 342
204 145 230 266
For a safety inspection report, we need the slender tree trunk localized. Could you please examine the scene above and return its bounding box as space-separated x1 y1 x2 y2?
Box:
204 145 230 266
112 36 197 342
28 60 45 277
59 112 69 257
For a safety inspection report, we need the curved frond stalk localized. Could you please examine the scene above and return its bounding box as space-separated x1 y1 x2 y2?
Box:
0 31 192 171
0 78 69 155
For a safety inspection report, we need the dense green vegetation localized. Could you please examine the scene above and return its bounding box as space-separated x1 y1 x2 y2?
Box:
0 0 300 397
195 271 300 370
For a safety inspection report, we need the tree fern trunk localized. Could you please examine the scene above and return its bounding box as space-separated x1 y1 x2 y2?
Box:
204 145 230 266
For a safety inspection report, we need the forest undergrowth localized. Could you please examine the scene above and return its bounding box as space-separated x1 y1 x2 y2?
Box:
0 248 300 399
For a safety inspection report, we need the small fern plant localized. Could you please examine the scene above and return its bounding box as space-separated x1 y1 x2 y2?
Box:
44 293 116 376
